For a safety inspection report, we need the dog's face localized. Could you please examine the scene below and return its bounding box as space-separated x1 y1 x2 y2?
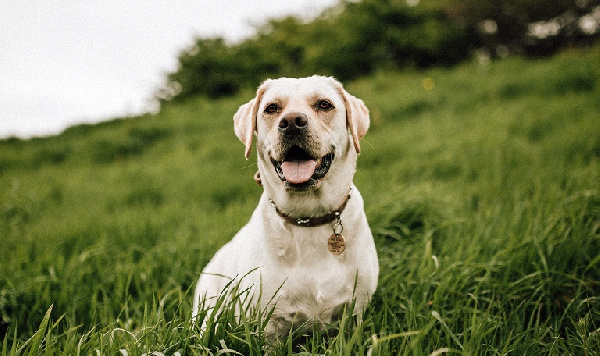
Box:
234 76 369 214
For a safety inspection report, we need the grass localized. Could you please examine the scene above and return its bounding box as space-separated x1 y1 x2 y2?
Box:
1 46 599 354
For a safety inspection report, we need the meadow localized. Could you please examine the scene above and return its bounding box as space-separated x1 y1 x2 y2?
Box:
1 46 599 354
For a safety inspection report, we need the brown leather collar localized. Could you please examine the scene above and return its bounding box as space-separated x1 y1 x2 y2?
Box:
269 187 352 227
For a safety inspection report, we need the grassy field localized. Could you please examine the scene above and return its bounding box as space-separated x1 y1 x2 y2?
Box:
1 46 599 354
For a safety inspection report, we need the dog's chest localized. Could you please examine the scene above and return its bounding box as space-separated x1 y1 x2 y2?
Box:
266 260 356 322
254 194 371 324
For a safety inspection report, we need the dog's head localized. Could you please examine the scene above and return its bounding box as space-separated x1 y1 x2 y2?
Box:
233 76 369 214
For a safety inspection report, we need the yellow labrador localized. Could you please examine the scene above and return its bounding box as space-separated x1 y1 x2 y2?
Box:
193 76 378 339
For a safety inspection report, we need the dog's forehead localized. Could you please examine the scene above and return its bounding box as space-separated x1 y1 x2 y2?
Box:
261 77 342 104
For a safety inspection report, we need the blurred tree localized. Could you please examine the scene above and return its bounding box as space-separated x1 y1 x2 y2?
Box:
158 0 600 102
303 0 470 77
251 17 310 78
451 0 600 56
376 0 471 68
163 38 240 100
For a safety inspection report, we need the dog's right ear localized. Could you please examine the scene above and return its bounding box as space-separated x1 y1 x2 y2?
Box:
233 84 268 159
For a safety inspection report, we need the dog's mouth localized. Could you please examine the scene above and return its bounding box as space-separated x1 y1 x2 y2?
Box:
270 146 334 188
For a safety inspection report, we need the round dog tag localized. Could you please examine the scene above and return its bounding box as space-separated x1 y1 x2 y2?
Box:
328 233 346 255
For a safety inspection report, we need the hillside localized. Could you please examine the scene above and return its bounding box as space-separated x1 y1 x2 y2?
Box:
1 47 599 354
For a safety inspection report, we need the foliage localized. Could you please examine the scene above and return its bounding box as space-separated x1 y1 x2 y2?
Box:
159 0 600 102
453 0 600 56
160 0 472 101
1 46 600 354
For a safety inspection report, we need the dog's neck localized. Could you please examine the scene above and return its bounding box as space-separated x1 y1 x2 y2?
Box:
268 187 352 227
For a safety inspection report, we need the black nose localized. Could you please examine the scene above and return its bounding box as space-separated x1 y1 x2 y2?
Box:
278 112 308 133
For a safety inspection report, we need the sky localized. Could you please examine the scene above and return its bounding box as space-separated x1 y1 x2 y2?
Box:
0 1 339 138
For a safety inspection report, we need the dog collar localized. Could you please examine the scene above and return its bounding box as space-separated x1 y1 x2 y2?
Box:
268 187 352 227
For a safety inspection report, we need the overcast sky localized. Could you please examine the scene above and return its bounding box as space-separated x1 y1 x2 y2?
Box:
0 1 338 138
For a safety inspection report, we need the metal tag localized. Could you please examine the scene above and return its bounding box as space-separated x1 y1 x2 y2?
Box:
328 233 346 255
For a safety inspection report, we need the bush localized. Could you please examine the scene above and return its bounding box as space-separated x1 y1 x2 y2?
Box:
158 0 472 102
158 0 600 103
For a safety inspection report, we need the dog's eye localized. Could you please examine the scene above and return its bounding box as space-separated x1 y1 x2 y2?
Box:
316 100 334 111
264 103 280 114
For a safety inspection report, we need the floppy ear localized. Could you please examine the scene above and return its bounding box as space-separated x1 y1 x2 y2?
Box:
233 84 267 159
338 85 370 154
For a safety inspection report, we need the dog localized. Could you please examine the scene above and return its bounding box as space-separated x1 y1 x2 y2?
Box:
192 76 379 340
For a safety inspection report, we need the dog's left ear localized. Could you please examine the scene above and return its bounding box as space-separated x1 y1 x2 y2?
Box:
337 85 370 154
233 84 268 159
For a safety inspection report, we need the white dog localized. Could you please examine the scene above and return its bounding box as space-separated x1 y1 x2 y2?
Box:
193 76 379 339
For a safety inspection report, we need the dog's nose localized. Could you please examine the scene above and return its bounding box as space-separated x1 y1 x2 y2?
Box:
278 112 308 133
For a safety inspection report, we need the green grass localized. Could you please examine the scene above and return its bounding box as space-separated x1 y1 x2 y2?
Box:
1 46 599 354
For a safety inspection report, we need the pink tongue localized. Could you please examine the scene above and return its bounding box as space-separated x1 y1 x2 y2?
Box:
281 160 318 184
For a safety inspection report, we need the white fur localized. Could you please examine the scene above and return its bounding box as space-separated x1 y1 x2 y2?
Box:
193 76 378 339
